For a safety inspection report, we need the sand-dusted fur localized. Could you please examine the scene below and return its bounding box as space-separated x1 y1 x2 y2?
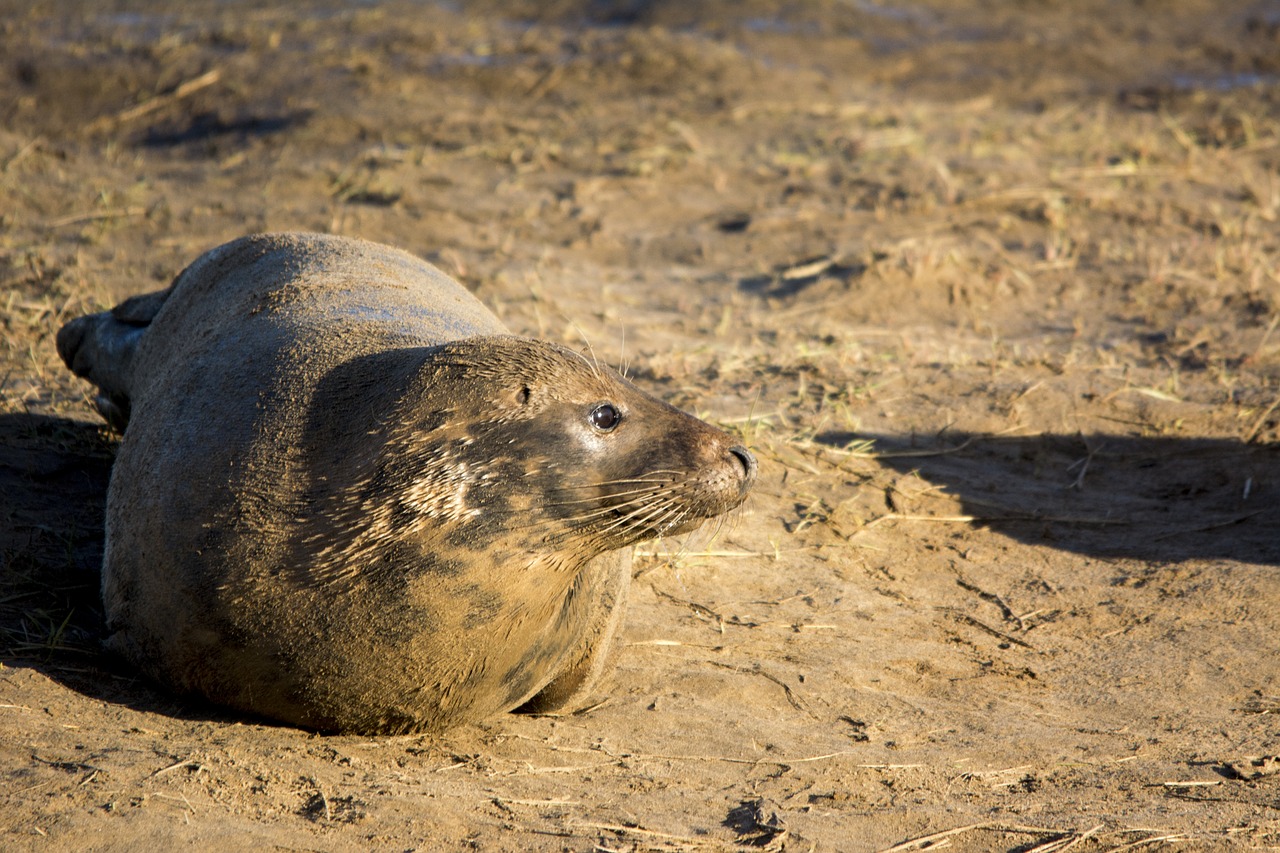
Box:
57 233 756 733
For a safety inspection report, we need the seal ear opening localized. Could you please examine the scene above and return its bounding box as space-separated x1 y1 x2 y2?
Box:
515 385 531 406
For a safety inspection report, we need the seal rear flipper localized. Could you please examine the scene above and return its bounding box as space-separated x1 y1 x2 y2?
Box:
56 288 171 431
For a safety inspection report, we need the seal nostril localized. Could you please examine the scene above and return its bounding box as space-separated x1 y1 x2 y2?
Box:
728 445 757 484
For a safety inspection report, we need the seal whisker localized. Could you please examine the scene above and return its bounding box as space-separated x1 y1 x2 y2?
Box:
541 484 678 508
551 472 689 489
479 484 676 520
624 504 684 537
594 494 684 537
565 484 680 517
547 479 686 510
549 488 676 531
552 495 673 529
489 488 677 540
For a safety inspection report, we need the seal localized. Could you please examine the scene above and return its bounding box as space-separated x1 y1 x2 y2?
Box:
56 233 756 734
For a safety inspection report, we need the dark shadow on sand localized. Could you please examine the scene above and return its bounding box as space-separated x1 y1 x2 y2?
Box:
140 109 312 148
841 430 1280 566
0 412 243 726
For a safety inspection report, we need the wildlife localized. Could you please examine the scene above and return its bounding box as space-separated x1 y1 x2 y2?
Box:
57 233 756 733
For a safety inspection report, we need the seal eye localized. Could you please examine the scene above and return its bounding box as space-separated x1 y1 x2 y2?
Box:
590 403 622 432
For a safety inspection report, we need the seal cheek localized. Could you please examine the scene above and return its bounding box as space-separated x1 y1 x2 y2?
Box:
567 418 615 457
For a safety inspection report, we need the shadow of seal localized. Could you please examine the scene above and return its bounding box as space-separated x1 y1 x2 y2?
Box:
56 232 756 734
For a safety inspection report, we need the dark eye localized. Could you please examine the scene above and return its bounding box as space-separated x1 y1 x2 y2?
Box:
590 403 622 432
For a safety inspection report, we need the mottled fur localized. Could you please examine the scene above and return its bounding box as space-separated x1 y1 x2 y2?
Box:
57 233 755 733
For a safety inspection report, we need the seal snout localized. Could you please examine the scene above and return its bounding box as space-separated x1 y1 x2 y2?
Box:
728 445 757 492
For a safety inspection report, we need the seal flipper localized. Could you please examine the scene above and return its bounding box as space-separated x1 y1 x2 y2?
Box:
56 288 171 431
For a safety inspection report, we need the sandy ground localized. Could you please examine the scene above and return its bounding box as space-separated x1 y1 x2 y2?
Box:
2 1 1280 850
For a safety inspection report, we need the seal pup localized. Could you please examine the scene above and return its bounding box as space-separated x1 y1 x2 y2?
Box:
57 233 756 734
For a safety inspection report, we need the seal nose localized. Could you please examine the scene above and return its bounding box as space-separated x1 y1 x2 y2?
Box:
728 445 757 490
